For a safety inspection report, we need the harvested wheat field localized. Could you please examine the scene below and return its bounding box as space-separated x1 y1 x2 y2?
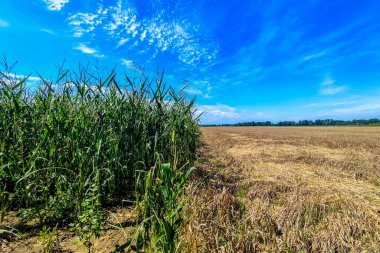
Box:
182 126 380 252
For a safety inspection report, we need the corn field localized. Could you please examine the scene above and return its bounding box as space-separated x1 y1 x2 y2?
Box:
0 58 200 251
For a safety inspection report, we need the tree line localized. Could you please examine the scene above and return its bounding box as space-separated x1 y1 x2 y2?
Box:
203 118 380 127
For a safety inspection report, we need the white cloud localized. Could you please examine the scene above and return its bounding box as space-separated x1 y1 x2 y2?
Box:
306 101 357 107
299 95 380 120
74 43 105 58
68 7 107 37
0 19 10 28
40 28 55 35
320 76 335 86
319 86 347 95
43 0 69 11
322 101 380 117
197 104 238 123
18 75 40 82
140 30 147 41
103 1 138 35
1 74 41 87
117 38 129 47
304 51 326 61
185 87 202 95
319 75 347 95
75 43 95 54
66 1 218 66
121 58 134 68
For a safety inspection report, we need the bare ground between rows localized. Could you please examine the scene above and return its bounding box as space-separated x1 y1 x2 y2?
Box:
1 205 135 253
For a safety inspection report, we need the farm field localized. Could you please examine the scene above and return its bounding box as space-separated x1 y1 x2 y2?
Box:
182 126 380 252
3 119 380 252
3 1 380 252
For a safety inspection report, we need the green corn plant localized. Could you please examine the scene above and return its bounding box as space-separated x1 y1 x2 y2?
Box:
38 225 59 253
134 161 194 252
133 130 195 252
0 56 199 250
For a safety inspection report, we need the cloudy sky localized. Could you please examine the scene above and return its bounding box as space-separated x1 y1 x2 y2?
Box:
1 0 380 124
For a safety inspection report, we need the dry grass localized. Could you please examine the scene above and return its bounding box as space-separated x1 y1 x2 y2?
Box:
181 127 380 252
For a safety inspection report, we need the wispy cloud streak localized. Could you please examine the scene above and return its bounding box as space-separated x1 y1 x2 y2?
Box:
67 0 218 67
74 43 105 58
319 76 347 96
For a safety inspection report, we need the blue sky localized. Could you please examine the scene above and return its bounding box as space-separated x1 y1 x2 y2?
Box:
1 0 380 124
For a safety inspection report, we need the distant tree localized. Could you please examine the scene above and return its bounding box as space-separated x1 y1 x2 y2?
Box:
201 118 380 127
